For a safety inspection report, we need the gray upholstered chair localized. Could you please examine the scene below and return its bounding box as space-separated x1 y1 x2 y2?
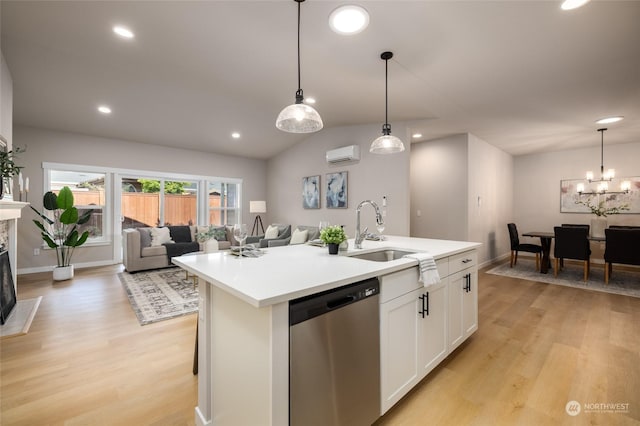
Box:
246 224 291 248
267 225 320 247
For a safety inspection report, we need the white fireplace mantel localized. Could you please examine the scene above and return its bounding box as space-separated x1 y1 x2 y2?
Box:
0 200 29 221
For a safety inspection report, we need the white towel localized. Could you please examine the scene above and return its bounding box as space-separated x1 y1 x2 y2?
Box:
404 252 440 287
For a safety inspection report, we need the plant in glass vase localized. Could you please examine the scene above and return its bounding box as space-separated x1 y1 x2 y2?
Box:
0 146 25 199
574 195 630 238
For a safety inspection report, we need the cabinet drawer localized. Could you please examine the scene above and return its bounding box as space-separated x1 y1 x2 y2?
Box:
449 250 477 274
380 259 449 304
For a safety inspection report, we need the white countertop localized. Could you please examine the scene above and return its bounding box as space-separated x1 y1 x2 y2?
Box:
172 235 481 308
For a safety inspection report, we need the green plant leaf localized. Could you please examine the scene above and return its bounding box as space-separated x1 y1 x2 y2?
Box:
42 234 58 249
77 209 93 225
43 192 58 211
56 186 74 210
59 207 79 225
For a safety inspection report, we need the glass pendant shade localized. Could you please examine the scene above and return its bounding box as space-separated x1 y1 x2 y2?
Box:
276 102 323 133
370 134 405 154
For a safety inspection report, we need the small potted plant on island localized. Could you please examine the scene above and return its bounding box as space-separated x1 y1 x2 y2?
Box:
30 186 94 281
320 225 347 255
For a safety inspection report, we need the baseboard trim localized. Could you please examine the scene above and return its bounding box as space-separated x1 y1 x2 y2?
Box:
17 260 118 276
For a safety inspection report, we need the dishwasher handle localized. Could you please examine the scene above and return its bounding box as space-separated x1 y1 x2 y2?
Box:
327 295 355 310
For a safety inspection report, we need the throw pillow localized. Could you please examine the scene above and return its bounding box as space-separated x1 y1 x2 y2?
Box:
168 226 192 243
138 227 152 248
150 227 174 246
264 225 280 239
290 228 309 245
212 226 227 241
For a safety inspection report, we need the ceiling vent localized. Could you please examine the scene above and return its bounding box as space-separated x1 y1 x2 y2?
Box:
326 145 360 164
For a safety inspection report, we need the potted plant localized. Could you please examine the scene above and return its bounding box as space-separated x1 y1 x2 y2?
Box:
30 186 94 281
0 146 25 199
195 225 226 253
320 225 347 255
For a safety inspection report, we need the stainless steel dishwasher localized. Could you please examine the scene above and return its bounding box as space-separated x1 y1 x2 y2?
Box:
289 277 380 426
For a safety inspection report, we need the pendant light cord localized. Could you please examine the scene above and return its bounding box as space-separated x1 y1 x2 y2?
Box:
385 57 388 126
600 128 605 176
297 0 301 92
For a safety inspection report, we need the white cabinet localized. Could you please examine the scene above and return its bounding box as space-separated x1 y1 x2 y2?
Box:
380 249 478 415
379 264 448 414
448 251 478 352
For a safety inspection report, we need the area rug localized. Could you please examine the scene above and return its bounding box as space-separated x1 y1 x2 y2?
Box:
486 261 640 298
0 297 42 339
118 268 198 325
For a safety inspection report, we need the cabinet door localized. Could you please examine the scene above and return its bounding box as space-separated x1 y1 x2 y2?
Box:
447 270 465 351
418 279 448 377
462 269 478 337
380 288 421 414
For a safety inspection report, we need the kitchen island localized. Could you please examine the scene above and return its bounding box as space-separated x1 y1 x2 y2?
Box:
173 235 481 426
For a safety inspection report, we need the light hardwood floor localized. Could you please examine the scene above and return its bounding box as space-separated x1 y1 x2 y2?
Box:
1 262 639 425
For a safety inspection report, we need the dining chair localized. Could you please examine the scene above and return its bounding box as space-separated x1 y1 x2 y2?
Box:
507 223 542 271
604 228 640 284
553 226 591 282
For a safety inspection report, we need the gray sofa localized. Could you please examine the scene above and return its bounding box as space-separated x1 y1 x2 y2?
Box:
256 225 319 248
246 224 292 248
123 225 233 272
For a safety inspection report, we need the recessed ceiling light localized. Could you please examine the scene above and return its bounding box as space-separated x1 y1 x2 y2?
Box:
97 105 112 114
412 133 423 138
595 116 624 124
305 98 316 105
231 132 241 139
113 26 134 39
329 5 370 35
561 0 590 10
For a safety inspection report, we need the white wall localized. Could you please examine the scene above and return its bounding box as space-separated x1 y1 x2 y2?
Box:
267 123 411 239
15 126 268 273
410 134 468 241
1 52 13 146
514 141 640 232
468 134 513 263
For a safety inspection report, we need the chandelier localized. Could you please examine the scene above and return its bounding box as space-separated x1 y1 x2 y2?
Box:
577 128 630 195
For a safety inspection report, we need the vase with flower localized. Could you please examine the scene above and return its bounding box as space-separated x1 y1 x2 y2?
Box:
574 196 630 238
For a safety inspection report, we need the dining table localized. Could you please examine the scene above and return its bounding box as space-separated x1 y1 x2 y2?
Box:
522 231 554 274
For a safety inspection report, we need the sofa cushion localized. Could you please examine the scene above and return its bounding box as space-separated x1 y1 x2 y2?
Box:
151 227 173 246
290 228 309 245
169 226 192 243
138 227 152 248
141 246 167 257
264 225 279 239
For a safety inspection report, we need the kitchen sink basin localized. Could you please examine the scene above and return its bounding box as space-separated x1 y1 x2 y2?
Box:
347 249 417 262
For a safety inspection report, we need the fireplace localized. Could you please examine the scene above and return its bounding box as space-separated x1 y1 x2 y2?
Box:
0 248 17 324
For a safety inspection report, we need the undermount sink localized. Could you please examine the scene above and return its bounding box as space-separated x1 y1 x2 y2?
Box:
347 249 417 262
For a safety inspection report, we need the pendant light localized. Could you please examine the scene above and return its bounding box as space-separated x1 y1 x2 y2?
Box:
576 128 630 195
276 0 323 133
370 51 405 154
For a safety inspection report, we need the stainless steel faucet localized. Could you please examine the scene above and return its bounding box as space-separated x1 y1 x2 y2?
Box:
355 200 385 249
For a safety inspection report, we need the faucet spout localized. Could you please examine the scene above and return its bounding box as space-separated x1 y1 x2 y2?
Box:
355 200 385 249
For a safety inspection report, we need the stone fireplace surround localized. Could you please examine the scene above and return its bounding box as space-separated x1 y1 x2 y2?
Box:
0 200 29 295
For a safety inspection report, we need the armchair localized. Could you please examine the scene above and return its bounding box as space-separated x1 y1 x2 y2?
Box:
246 224 291 248
604 228 640 284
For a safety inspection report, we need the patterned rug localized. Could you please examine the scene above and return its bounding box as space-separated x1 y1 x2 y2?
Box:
118 268 198 325
486 260 640 298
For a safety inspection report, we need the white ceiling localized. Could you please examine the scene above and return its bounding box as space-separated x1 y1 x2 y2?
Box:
1 1 639 160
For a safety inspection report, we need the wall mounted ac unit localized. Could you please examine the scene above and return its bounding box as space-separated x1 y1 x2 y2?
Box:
326 145 360 164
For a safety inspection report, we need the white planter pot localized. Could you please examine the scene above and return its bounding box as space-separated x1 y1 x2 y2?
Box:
53 265 74 281
590 217 607 239
204 239 219 253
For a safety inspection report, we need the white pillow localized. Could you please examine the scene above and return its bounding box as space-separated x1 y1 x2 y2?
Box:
150 227 174 246
290 228 309 245
264 225 280 239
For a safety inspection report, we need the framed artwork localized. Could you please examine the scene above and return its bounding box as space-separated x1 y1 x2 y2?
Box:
560 178 640 214
302 175 320 209
326 171 347 209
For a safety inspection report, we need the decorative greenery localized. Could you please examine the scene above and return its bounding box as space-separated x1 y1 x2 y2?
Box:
0 146 26 179
195 225 226 242
320 225 347 244
138 179 189 194
30 186 94 267
574 196 630 217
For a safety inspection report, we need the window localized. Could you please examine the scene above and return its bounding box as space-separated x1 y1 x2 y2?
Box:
47 169 109 243
208 181 240 225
